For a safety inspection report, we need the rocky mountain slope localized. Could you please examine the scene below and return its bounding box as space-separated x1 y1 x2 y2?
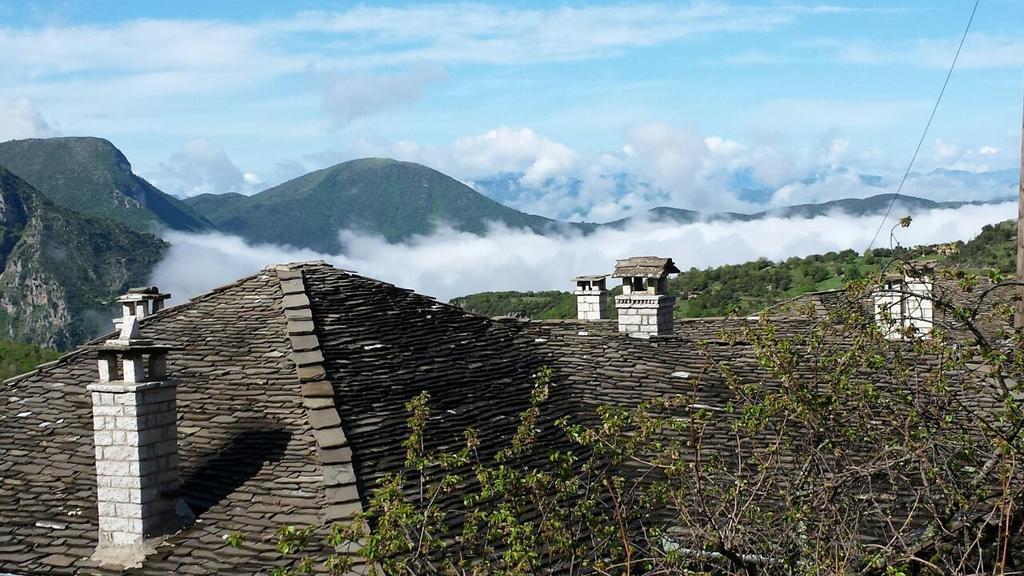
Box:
0 137 214 233
0 167 167 349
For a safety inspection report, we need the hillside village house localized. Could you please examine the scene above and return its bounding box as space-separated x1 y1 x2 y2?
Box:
0 259 1017 575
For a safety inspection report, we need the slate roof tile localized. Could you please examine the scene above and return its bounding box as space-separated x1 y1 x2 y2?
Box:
1 261 1010 575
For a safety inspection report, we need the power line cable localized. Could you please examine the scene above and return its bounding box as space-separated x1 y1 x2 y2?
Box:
864 0 981 252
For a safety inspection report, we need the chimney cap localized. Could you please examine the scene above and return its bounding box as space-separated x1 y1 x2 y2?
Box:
574 274 608 282
117 286 170 303
902 260 936 276
611 256 680 278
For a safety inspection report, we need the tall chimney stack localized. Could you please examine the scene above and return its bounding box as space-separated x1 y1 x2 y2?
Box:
88 288 184 567
574 274 609 320
612 257 679 338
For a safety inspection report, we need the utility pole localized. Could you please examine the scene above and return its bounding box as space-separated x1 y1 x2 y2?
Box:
1017 95 1024 328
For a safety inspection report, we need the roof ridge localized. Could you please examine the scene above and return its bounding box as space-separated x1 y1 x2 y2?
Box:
271 266 369 564
302 262 498 322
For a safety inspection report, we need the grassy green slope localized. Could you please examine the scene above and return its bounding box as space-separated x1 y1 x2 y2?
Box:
0 167 167 349
451 219 1017 319
0 137 214 232
0 339 60 380
185 158 568 253
449 291 577 320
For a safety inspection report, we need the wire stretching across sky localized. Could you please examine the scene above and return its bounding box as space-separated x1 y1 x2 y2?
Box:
865 0 982 252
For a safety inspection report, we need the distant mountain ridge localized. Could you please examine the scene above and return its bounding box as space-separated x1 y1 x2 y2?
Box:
1 137 1011 255
0 137 1014 353
185 158 592 253
0 167 167 349
472 167 1017 221
185 157 1012 253
604 193 1012 228
0 137 214 233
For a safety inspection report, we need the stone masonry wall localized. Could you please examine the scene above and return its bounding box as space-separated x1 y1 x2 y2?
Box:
615 294 675 337
575 292 607 321
88 380 179 546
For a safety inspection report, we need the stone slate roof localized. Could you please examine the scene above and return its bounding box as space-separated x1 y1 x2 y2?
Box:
0 262 570 575
611 256 680 278
0 262 1008 575
766 274 1014 339
1 267 330 575
520 316 1009 550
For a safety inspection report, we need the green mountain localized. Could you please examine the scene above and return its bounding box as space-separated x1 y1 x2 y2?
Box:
449 291 577 320
0 137 214 233
0 339 60 381
451 219 1018 320
185 158 578 253
0 167 167 349
752 194 978 219
608 194 995 227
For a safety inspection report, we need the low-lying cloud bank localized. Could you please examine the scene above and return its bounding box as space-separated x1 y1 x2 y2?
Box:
151 202 1017 305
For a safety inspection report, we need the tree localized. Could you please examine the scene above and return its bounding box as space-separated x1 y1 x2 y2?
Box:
239 222 1024 575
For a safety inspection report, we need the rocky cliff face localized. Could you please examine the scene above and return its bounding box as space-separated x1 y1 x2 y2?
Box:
0 167 167 350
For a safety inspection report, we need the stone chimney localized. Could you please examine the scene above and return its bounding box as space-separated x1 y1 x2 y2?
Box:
612 257 679 338
113 287 170 330
873 261 934 340
574 275 609 320
88 290 184 567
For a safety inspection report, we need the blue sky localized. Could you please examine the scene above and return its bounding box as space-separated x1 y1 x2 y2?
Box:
1 1 1022 221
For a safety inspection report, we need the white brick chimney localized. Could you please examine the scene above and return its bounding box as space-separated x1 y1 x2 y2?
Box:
612 257 679 338
88 289 184 567
574 275 609 320
873 261 935 340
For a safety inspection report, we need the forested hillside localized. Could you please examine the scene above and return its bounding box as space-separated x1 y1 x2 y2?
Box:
449 291 576 319
0 339 60 380
0 167 167 349
451 219 1018 319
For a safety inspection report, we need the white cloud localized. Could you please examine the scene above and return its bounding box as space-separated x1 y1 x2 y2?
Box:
621 122 708 202
0 20 292 81
320 65 444 126
157 139 254 197
152 202 1017 305
822 34 1024 70
0 3 821 115
0 97 57 141
322 121 1015 223
281 4 804 66
450 127 579 186
746 98 927 136
909 34 1024 70
978 146 998 156
334 126 581 188
932 139 963 165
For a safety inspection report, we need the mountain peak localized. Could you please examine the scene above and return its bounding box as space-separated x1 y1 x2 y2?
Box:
0 137 213 232
185 156 563 252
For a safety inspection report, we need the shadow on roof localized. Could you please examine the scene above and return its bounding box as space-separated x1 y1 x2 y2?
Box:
179 428 292 517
